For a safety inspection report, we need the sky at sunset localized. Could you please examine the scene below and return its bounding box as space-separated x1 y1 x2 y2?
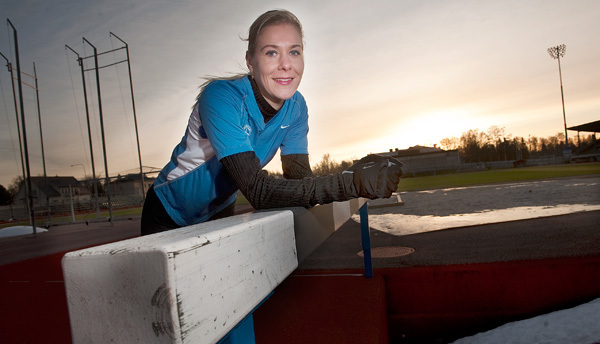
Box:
1 0 599 188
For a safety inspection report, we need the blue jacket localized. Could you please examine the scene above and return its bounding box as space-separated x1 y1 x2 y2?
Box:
153 76 309 226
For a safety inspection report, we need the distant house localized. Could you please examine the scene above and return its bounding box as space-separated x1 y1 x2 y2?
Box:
13 176 91 208
377 145 462 176
107 173 154 197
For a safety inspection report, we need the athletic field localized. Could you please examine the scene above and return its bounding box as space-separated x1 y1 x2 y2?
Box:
398 162 600 192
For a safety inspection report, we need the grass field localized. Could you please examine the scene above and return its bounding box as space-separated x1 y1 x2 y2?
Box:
397 162 600 192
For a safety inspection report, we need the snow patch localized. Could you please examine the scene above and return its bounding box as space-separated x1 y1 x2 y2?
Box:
0 226 48 238
452 298 600 344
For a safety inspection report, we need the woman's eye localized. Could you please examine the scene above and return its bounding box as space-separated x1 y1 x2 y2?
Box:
290 50 302 56
266 50 277 57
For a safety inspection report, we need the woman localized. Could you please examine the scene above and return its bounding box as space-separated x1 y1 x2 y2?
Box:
141 9 402 235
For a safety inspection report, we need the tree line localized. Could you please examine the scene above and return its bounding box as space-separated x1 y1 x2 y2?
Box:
439 125 596 163
269 154 355 179
275 126 596 177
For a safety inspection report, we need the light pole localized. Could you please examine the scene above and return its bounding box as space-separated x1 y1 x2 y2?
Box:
65 45 101 217
83 37 113 223
8 19 36 235
0 51 29 213
547 44 570 155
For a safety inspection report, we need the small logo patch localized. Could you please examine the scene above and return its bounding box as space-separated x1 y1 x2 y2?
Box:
362 162 376 169
243 124 252 136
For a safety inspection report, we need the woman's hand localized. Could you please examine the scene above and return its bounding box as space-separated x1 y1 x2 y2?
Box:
342 154 403 199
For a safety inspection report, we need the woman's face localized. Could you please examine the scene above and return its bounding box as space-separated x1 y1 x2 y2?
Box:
246 23 304 110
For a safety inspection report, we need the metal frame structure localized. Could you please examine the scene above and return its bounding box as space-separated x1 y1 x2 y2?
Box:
65 33 146 223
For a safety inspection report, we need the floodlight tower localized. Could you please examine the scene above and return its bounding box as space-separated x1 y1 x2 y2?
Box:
547 44 569 151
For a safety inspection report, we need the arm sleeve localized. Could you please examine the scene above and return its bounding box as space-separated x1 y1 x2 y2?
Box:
221 151 355 209
281 154 314 180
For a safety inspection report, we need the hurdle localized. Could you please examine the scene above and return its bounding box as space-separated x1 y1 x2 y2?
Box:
63 211 296 343
62 197 388 343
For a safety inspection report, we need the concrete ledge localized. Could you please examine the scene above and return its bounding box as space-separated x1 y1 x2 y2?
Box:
62 211 297 344
366 192 403 209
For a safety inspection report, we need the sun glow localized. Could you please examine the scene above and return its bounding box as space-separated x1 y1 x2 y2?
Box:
394 108 490 148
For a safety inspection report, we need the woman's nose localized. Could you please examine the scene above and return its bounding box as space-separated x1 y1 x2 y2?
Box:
279 54 291 70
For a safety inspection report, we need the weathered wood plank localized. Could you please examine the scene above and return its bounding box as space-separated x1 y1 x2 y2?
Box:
62 210 297 344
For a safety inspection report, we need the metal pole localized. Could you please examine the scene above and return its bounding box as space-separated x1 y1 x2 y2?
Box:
8 19 36 235
65 45 101 217
359 203 373 278
0 52 29 218
547 44 569 151
557 55 569 148
69 184 75 222
33 63 51 225
110 32 145 199
83 37 113 224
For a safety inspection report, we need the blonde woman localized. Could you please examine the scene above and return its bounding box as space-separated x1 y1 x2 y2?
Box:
141 10 402 235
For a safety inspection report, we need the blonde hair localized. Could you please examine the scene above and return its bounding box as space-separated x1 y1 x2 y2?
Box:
195 9 304 102
245 9 304 58
195 74 247 102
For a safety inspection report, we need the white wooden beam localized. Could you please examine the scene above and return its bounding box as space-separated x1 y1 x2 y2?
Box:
62 210 297 344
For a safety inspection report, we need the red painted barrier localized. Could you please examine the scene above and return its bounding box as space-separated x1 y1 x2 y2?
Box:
383 255 600 342
0 252 71 343
254 274 389 344
1 251 598 343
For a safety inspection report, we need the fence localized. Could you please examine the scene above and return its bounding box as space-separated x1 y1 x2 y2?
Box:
0 194 145 223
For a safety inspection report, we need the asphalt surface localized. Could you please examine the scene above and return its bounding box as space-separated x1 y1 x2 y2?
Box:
299 210 600 270
364 175 600 236
0 216 141 265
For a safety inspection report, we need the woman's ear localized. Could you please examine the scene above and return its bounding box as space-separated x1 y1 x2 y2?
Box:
245 51 253 75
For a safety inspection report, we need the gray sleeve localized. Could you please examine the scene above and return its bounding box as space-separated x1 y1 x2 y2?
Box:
220 151 354 209
281 154 314 179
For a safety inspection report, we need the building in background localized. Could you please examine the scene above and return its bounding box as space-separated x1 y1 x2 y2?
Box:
567 120 600 162
107 173 154 198
13 176 90 209
377 145 462 176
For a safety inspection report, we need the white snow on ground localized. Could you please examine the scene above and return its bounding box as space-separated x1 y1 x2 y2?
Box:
0 225 48 238
451 298 600 344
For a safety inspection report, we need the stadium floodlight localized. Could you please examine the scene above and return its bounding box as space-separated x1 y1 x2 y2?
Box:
547 44 569 151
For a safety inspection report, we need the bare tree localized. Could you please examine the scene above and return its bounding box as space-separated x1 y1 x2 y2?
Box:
0 184 11 205
7 175 24 199
439 137 460 150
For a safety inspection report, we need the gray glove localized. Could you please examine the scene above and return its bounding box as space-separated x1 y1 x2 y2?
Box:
343 154 403 199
